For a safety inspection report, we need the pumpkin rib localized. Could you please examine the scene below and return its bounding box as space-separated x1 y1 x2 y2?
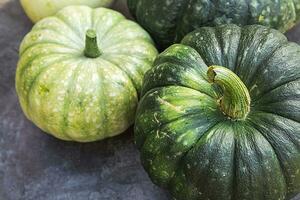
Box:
245 40 288 88
20 41 80 58
252 79 300 105
17 53 73 85
94 60 108 140
102 38 154 52
16 54 74 118
20 42 79 58
37 16 83 42
136 110 214 151
248 123 289 195
29 27 83 50
28 61 74 135
59 61 84 141
233 122 287 199
169 121 226 187
102 54 152 94
54 14 84 40
98 18 125 44
99 57 139 95
214 25 241 72
25 58 79 120
153 52 208 81
234 26 272 78
141 118 223 189
253 77 300 103
249 113 300 197
233 25 270 80
258 111 300 130
141 79 216 100
20 56 75 113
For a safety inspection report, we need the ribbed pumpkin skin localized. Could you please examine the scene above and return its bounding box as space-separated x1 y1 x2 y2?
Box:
16 6 158 142
135 25 300 200
128 0 300 49
21 0 114 23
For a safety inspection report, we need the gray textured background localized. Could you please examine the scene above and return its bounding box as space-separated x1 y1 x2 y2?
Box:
0 0 299 200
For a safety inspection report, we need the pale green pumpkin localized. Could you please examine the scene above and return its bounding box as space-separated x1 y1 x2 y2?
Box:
21 0 114 23
16 6 157 142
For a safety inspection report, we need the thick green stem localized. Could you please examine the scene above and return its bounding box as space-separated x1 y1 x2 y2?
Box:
207 66 251 120
84 29 101 58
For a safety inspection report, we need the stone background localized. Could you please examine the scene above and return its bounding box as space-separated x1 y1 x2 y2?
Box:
0 0 299 200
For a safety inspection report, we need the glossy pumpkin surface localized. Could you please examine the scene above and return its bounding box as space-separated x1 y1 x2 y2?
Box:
21 0 114 23
128 0 300 49
16 6 157 142
135 24 300 200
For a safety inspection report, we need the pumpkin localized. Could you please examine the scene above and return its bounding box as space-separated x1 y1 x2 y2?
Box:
16 6 157 142
20 0 115 23
135 24 300 200
128 0 300 49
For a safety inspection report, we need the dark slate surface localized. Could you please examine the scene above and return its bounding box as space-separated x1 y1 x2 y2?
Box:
0 0 299 200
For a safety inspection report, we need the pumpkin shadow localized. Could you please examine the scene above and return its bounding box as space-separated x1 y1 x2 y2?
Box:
286 23 300 44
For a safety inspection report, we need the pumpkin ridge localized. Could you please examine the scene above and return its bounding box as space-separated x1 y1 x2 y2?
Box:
153 51 208 79
214 25 241 72
60 60 84 140
252 79 300 104
43 16 83 42
169 121 232 198
95 60 108 139
102 53 150 94
54 15 83 41
23 57 76 116
29 27 83 50
233 26 271 75
99 18 125 44
20 41 80 58
99 57 139 95
245 40 288 88
141 81 216 100
170 121 226 187
232 122 287 199
136 110 215 150
253 77 300 103
27 60 75 135
246 121 288 195
260 113 300 151
235 27 288 86
256 111 300 127
20 41 79 58
17 53 73 83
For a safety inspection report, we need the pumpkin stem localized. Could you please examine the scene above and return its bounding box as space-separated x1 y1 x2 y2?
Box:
207 66 251 120
84 29 101 58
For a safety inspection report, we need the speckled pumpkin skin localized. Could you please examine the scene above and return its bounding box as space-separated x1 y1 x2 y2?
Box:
128 0 300 49
135 24 300 200
21 0 114 23
16 6 157 142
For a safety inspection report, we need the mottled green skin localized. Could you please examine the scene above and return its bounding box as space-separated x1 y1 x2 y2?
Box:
128 0 300 49
16 6 157 142
135 24 300 200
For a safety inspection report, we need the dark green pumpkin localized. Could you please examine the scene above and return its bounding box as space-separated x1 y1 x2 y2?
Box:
135 24 300 200
128 0 300 49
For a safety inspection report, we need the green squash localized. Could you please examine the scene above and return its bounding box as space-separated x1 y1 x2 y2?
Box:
135 24 300 200
128 0 300 49
16 6 157 142
21 0 114 23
